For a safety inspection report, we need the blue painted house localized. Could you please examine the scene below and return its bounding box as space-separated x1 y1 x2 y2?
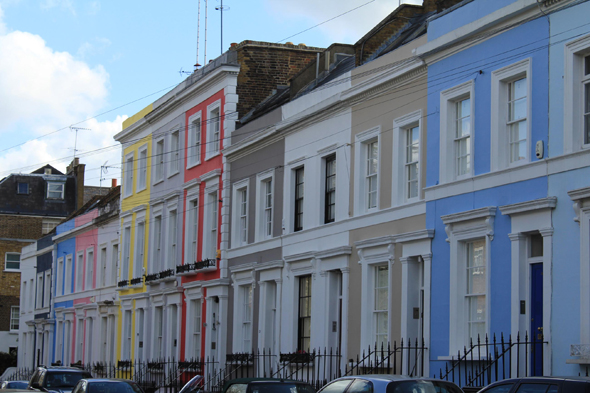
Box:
413 0 583 380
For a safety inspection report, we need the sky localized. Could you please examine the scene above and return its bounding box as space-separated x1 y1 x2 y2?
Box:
0 0 421 186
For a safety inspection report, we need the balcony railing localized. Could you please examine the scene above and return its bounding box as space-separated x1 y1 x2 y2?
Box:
117 280 129 288
145 268 176 283
177 258 216 275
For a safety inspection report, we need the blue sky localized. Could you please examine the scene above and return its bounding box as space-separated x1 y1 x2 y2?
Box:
0 0 417 185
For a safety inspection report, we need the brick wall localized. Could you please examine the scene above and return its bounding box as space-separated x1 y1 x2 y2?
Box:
234 42 323 118
0 214 43 240
0 295 20 332
0 240 28 298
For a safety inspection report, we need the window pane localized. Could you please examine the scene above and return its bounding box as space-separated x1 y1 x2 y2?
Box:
516 384 555 393
348 380 373 393
513 78 527 100
585 55 590 76
320 380 352 393
585 83 590 144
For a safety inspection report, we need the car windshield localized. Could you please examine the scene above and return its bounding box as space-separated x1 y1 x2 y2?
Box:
248 383 301 393
389 381 463 393
45 372 92 388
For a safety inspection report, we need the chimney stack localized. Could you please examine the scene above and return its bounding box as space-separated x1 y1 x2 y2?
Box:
112 179 117 188
67 158 85 209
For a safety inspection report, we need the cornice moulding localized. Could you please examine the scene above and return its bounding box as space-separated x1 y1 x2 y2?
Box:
441 206 496 225
393 229 435 243
499 197 557 216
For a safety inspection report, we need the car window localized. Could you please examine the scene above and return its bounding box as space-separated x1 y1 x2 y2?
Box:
347 380 372 393
298 384 317 393
87 382 140 393
226 384 248 393
389 381 461 393
320 380 354 393
46 372 92 388
516 384 559 393
482 384 515 393
250 384 299 393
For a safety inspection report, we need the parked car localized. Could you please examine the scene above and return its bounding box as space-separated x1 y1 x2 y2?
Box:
178 376 203 393
71 379 143 393
317 375 462 393
1 381 29 390
222 378 316 393
28 366 92 393
477 377 590 393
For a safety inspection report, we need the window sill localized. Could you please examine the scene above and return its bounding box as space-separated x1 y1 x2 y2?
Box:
3 269 20 273
186 161 201 170
136 186 147 194
153 179 164 187
167 171 180 179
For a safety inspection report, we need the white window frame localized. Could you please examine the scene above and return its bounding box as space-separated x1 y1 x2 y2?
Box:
124 152 134 198
122 310 132 360
153 306 164 359
85 248 94 290
255 170 275 242
564 34 590 153
169 129 180 177
185 190 199 265
204 188 219 260
231 270 255 353
137 145 148 192
76 251 84 292
56 257 64 295
110 242 119 286
44 271 51 308
151 205 163 274
134 219 146 280
206 100 222 160
190 298 202 359
393 110 423 205
36 273 43 309
154 138 165 184
491 59 532 171
42 218 61 235
98 246 107 288
65 254 73 293
166 207 178 271
187 112 203 168
4 252 20 272
122 225 131 281
441 207 494 355
232 179 249 247
440 82 475 184
354 127 380 215
47 181 65 200
10 306 19 331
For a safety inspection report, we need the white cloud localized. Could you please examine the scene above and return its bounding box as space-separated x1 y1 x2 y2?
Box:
267 0 423 44
0 4 124 185
40 0 76 15
87 1 100 15
77 37 111 59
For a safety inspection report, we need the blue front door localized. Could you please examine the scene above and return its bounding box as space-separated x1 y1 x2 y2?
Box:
530 263 543 376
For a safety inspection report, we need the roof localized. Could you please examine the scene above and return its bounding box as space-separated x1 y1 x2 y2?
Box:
222 378 312 392
31 164 64 175
62 185 120 222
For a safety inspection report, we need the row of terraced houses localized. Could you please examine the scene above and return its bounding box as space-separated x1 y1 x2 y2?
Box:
16 0 590 386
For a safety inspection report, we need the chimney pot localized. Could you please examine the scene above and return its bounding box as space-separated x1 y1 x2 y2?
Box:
111 179 117 188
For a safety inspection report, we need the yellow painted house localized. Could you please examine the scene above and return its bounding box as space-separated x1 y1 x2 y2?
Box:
114 104 153 363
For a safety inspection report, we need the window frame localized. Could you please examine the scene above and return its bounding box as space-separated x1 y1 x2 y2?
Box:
154 138 165 184
185 194 199 265
324 154 337 224
204 189 219 260
17 182 29 195
4 252 21 272
121 225 132 281
85 248 94 290
393 110 423 205
46 181 65 200
169 130 181 177
442 207 494 354
297 275 312 352
564 34 590 153
293 167 305 232
167 208 178 270
354 127 380 215
255 170 274 242
439 82 474 184
192 299 202 359
491 59 532 171
187 112 203 168
137 144 148 192
232 179 250 247
65 254 73 293
76 251 84 292
10 306 19 331
124 152 134 198
206 101 222 160
373 264 389 348
44 271 51 308
151 208 163 274
134 219 146 281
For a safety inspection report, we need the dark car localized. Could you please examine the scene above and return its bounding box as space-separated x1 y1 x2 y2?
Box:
478 377 590 393
317 375 462 393
222 378 316 393
1 382 29 390
28 366 93 393
71 379 143 393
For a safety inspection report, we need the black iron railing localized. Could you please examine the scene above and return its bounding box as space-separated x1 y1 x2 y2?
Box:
177 259 216 274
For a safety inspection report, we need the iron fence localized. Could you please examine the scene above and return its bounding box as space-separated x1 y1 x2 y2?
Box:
438 332 548 388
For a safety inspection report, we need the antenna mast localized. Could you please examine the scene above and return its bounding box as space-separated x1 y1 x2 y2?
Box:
216 0 230 54
70 126 91 161
196 0 202 69
204 0 208 64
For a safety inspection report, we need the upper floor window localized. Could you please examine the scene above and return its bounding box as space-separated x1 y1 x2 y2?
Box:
155 139 165 182
167 209 178 268
263 179 273 237
124 154 134 197
455 98 471 177
122 226 131 281
204 190 219 259
17 182 28 195
491 59 531 171
564 35 590 153
5 252 20 271
169 131 180 176
440 82 473 184
294 167 304 232
324 154 336 224
405 126 420 200
507 77 528 164
206 103 221 159
366 141 378 209
137 147 148 191
42 218 61 235
238 188 248 245
188 115 202 167
255 172 274 242
152 215 162 273
186 199 199 264
135 221 145 279
47 182 65 199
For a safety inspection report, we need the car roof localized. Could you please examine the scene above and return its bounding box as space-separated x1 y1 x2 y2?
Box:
82 379 134 383
330 375 456 383
223 378 310 391
42 367 89 372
